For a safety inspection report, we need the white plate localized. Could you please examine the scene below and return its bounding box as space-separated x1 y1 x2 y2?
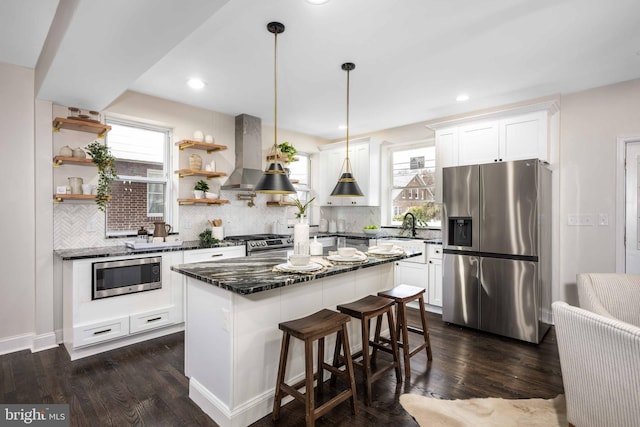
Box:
327 254 367 262
368 248 404 256
276 262 323 272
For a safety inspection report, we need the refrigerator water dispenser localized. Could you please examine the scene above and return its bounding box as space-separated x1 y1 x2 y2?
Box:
448 218 472 247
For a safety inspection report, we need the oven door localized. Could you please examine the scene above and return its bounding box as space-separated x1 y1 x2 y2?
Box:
247 248 292 258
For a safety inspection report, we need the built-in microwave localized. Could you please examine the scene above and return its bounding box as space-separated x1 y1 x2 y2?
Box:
92 256 162 300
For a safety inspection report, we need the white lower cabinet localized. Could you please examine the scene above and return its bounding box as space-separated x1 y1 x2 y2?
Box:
427 244 443 309
130 306 174 334
73 317 130 347
393 244 443 313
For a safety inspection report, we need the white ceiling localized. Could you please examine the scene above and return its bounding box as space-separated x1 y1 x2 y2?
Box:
2 0 640 140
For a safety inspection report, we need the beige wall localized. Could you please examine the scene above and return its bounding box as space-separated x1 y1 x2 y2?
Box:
558 79 640 303
0 62 36 351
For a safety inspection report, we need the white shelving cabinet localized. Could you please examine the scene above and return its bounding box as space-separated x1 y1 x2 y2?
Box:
318 137 382 206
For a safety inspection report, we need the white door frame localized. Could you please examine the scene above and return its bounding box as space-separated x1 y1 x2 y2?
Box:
616 135 640 272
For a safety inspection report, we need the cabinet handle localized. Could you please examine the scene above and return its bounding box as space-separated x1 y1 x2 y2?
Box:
147 317 162 323
429 260 433 264
211 253 224 257
93 328 112 335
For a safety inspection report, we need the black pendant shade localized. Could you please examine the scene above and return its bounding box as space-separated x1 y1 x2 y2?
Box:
330 62 364 197
330 171 364 197
254 162 296 193
255 21 296 195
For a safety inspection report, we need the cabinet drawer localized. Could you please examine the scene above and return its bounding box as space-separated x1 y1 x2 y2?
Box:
427 244 443 260
183 246 245 263
130 306 173 334
73 317 129 348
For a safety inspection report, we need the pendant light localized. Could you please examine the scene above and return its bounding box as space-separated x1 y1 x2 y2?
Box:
254 21 296 194
330 62 364 197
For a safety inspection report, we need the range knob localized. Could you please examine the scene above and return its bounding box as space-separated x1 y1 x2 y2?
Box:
249 242 256 247
261 241 267 246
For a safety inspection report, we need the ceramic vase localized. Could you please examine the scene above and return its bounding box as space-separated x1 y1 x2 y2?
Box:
293 216 309 255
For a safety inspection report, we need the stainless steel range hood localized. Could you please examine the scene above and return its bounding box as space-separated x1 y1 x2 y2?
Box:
221 114 264 191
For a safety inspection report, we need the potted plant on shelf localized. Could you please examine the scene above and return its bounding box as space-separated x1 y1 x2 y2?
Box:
194 179 209 199
85 140 118 211
278 141 297 164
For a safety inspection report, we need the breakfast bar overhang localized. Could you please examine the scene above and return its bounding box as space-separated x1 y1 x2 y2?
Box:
171 250 419 427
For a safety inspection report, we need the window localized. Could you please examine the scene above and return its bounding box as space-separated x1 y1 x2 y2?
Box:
387 144 441 228
283 153 313 222
105 118 171 235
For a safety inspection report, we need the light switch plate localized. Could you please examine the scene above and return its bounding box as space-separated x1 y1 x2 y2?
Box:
598 213 609 226
568 214 594 226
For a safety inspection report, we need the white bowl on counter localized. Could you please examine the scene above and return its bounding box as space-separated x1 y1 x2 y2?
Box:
337 247 357 258
288 254 311 266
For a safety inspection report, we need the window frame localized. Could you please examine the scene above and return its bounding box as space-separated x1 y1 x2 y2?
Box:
104 117 173 237
382 139 440 229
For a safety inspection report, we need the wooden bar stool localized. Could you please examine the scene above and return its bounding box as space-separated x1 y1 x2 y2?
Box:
377 284 433 379
334 295 402 406
273 309 358 427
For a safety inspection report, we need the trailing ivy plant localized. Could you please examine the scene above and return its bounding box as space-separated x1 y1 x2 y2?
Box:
278 141 297 163
86 140 118 211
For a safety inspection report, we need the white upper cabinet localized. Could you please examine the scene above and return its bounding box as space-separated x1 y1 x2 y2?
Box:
318 137 382 206
458 120 500 165
499 111 548 162
430 101 558 203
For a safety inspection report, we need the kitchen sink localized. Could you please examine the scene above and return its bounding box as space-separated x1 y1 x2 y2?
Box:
376 238 427 263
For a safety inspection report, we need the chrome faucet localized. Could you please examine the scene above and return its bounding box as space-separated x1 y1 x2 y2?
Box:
403 212 417 237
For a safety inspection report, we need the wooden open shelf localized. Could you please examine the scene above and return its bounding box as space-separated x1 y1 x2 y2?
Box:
54 194 110 203
266 201 295 207
177 198 230 206
53 156 95 167
175 169 227 179
267 154 298 162
175 139 227 153
53 117 111 137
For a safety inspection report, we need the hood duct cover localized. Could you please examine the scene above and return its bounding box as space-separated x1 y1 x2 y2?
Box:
221 114 264 191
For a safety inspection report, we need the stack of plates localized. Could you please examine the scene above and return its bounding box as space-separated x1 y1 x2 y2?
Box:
367 248 404 256
327 252 368 263
276 262 324 272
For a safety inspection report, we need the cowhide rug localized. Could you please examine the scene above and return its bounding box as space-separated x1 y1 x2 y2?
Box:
400 394 567 427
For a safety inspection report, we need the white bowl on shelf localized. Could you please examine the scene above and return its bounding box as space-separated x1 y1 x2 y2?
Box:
205 192 218 199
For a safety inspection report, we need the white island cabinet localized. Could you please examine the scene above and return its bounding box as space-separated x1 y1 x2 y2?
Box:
176 256 400 427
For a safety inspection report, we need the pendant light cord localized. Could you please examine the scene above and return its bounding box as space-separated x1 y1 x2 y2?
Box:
274 29 278 153
345 66 350 173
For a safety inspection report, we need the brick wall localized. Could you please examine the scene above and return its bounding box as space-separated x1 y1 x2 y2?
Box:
106 160 164 233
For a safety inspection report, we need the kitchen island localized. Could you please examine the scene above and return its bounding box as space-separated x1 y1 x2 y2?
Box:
171 247 419 427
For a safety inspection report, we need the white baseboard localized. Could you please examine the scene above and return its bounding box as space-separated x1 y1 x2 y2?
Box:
0 333 34 356
32 332 59 352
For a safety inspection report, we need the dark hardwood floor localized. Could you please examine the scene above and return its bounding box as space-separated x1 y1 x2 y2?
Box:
0 310 564 426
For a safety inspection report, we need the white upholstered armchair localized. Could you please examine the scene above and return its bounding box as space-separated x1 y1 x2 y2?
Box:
576 273 640 327
552 300 640 427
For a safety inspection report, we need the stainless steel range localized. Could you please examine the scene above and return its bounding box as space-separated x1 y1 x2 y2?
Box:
225 234 294 256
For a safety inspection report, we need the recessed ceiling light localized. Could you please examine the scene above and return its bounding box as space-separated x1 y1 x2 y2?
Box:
456 93 470 102
306 0 330 5
187 78 206 89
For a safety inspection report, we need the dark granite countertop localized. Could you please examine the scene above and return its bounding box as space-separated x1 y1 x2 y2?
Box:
171 247 421 295
54 240 245 260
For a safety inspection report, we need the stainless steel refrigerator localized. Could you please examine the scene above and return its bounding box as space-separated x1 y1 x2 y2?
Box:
442 159 551 343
